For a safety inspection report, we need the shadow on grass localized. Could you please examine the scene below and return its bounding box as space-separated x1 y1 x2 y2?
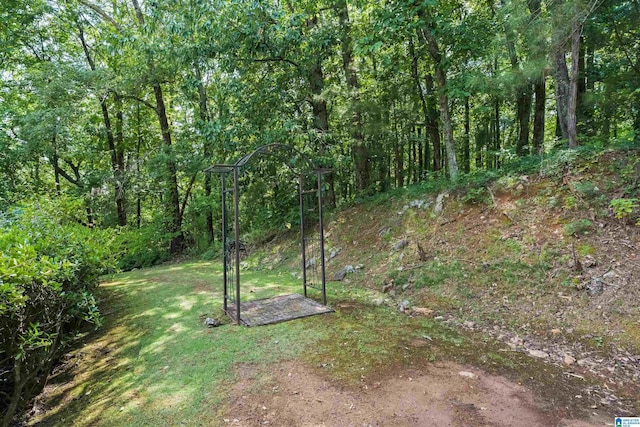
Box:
32 261 319 427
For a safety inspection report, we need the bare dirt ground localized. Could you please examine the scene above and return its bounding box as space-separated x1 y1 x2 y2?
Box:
225 361 611 427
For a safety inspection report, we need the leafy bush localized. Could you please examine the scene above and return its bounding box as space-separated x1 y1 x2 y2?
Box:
563 219 593 236
0 198 115 426
115 222 171 271
610 198 639 225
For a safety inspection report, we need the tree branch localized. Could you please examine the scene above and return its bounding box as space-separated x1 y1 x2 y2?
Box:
78 0 121 31
179 172 198 221
120 95 157 112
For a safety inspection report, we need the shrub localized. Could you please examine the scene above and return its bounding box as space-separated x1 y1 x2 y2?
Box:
115 222 171 271
0 198 115 426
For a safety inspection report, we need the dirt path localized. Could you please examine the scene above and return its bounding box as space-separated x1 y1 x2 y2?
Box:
226 361 610 427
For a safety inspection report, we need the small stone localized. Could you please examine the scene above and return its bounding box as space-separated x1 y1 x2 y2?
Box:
328 248 342 260
602 270 617 280
463 321 475 329
528 349 549 359
392 239 409 251
412 307 433 317
382 281 394 293
583 255 597 268
402 283 412 291
564 355 576 365
434 316 445 321
398 300 410 312
459 371 477 379
550 328 562 335
434 193 447 214
204 317 220 328
334 269 348 281
305 257 316 268
586 277 604 296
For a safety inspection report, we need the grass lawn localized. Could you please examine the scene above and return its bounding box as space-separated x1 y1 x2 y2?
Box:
31 260 593 426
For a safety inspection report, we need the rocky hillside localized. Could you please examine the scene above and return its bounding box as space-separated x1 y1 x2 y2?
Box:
252 146 640 414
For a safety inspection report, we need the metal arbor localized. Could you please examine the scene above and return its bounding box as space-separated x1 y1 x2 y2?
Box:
205 144 330 325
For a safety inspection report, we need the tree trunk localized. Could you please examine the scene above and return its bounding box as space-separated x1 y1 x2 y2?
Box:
463 97 470 173
132 0 184 253
336 0 369 190
409 37 430 180
528 0 546 154
421 27 459 180
424 74 441 172
505 13 532 156
553 48 570 141
195 67 214 244
392 102 404 187
532 76 545 153
567 16 581 148
78 22 127 226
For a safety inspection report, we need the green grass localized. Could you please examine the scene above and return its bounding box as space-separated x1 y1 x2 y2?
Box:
33 262 323 426
32 258 613 426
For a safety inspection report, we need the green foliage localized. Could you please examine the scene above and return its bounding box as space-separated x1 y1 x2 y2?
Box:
462 187 490 205
0 197 115 425
115 222 171 271
563 219 593 236
610 198 639 224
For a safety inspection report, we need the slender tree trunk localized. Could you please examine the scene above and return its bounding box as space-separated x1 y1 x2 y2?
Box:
505 14 532 156
78 22 127 225
114 93 127 226
532 76 546 153
421 27 459 180
132 0 184 253
195 67 214 244
409 37 430 180
424 74 441 172
567 16 581 148
392 102 404 187
553 48 570 141
464 96 470 173
494 97 501 168
337 0 369 190
528 0 546 153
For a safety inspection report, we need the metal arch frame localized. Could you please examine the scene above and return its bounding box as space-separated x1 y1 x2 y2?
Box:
205 144 330 325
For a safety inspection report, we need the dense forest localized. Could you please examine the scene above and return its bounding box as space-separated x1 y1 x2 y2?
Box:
1 0 639 424
2 0 639 250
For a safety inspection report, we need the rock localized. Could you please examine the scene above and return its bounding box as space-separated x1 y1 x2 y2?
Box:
434 316 445 321
305 257 316 269
564 355 576 365
392 239 409 251
372 297 385 306
382 280 394 293
528 349 549 359
434 193 447 214
402 283 412 291
412 307 433 317
602 270 617 280
459 371 477 379
334 269 348 281
586 277 605 296
204 317 220 328
463 321 475 329
550 328 562 335
355 264 364 270
583 255 597 268
328 248 342 260
398 300 410 312
409 199 431 209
